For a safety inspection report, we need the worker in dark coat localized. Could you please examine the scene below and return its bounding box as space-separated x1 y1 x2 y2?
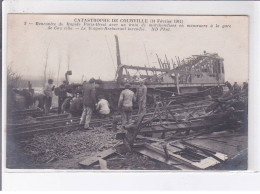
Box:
242 82 248 91
233 82 241 94
136 79 147 114
70 93 83 116
225 81 233 92
33 93 45 110
57 80 68 114
79 78 96 129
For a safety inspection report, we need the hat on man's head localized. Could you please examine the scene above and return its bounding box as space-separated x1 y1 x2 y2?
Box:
48 79 53 83
98 95 105 99
89 78 95 83
124 83 131 88
139 79 146 84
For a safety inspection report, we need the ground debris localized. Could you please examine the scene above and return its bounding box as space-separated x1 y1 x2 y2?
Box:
6 90 248 169
9 126 118 166
9 116 37 125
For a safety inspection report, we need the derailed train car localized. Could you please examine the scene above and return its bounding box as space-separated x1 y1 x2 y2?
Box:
63 35 225 116
8 35 225 116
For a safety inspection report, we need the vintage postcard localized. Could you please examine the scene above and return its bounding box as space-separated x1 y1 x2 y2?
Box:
6 14 248 170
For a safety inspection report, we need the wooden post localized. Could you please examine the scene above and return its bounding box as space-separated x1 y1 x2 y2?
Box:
176 73 180 94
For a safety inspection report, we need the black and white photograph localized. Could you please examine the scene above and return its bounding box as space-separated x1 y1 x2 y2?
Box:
5 14 248 171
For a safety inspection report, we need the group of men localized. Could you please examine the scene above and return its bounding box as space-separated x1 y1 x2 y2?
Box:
225 81 248 94
79 78 147 130
41 78 247 130
34 78 67 115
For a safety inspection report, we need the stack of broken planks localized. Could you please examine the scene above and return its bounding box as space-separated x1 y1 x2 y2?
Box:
133 130 247 170
77 131 247 170
134 140 227 170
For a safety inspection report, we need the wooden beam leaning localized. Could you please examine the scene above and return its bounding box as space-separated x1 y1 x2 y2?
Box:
79 148 116 168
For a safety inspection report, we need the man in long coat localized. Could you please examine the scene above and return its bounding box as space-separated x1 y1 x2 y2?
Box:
80 78 96 129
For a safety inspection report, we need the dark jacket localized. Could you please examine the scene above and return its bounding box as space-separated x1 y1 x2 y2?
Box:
82 83 96 108
59 83 68 98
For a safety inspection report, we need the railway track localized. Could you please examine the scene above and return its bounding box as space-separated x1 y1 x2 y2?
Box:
7 99 212 137
9 107 58 119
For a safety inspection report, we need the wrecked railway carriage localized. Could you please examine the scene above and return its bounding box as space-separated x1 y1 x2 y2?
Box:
8 35 225 114
59 35 226 115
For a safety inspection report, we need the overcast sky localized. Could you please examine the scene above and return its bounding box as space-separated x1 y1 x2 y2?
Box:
7 15 248 85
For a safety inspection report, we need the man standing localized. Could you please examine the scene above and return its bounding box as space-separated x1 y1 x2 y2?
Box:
43 79 55 115
233 82 241 94
136 80 147 114
80 78 96 130
118 83 136 127
56 80 68 114
225 81 233 92
242 82 248 91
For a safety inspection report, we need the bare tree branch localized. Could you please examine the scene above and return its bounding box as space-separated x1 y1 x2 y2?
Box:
7 65 22 88
43 42 51 87
56 54 61 85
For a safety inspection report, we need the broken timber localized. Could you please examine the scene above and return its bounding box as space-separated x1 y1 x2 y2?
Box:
98 158 108 170
135 142 228 170
135 145 191 170
79 148 116 168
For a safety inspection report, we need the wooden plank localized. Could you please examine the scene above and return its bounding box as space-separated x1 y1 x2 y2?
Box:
192 157 219 169
136 135 165 143
79 148 116 167
144 143 201 169
135 147 192 170
190 148 228 169
181 141 223 159
185 139 239 156
147 142 228 169
139 120 219 134
212 136 248 146
99 159 108 170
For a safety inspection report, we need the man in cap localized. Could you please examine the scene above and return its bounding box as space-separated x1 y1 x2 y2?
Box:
80 78 96 130
56 80 68 114
136 79 147 114
43 79 55 115
225 81 233 93
242 82 248 91
118 83 136 127
233 82 241 94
